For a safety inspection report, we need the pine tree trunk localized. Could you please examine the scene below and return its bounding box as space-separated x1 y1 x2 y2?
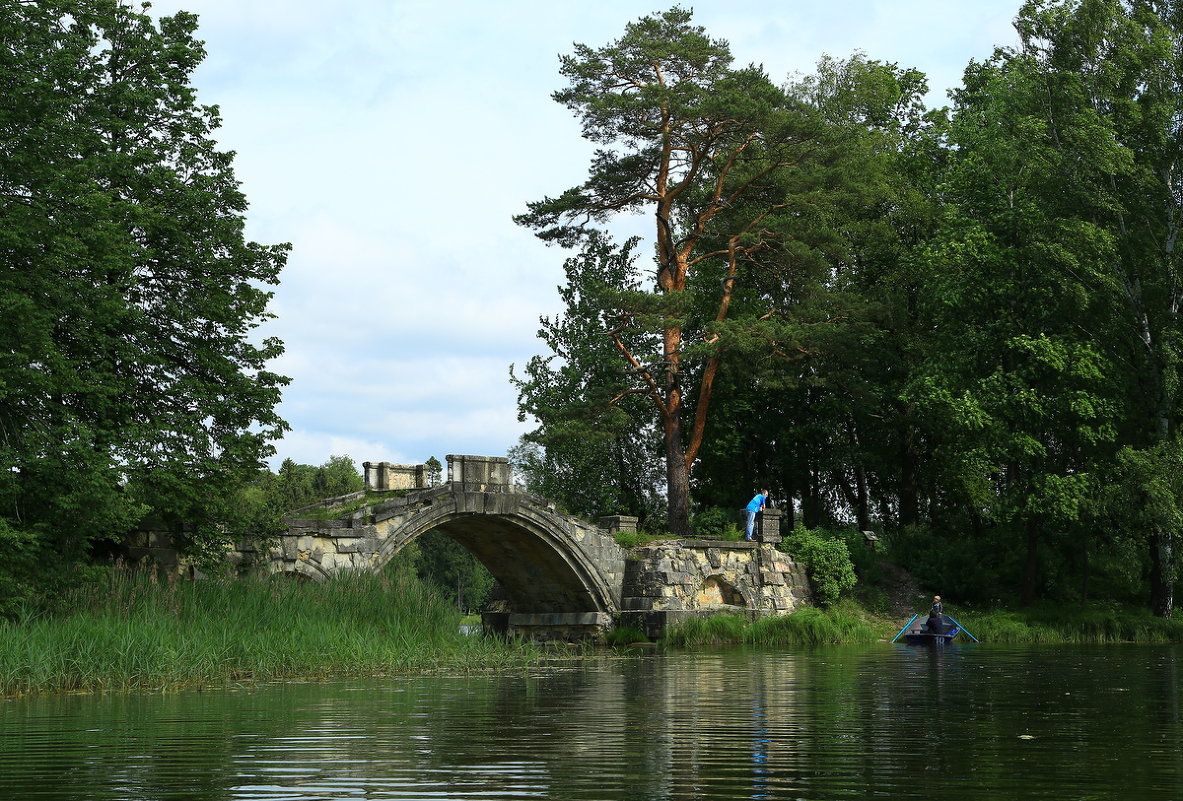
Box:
665 427 691 538
1020 516 1040 607
1150 530 1175 619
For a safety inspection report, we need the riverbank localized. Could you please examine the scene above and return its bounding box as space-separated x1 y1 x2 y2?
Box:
5 567 1181 697
658 599 1183 647
0 567 544 698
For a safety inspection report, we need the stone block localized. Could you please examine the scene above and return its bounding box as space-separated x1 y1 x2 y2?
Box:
336 537 379 555
620 597 656 611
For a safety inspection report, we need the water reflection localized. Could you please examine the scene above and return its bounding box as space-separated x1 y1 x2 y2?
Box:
1 645 1180 800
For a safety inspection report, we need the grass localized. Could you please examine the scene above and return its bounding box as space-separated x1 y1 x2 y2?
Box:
291 490 410 520
956 602 1183 644
660 597 1183 647
662 602 883 647
7 565 1181 698
0 564 543 697
602 625 650 646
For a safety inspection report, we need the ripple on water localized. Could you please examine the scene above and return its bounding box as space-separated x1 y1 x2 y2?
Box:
1 646 1181 800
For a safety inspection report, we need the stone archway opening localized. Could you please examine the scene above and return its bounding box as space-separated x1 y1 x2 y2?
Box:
375 513 620 642
697 575 746 608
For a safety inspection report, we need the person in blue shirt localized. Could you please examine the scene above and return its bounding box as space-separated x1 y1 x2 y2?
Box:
744 489 769 541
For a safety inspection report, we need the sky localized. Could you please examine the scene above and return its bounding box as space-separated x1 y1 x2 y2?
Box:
142 0 1025 471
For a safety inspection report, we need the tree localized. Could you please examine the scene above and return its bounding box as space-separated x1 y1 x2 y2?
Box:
690 54 937 533
516 7 856 535
313 454 364 498
0 1 288 589
899 0 1183 614
274 455 363 512
425 456 442 487
511 232 666 524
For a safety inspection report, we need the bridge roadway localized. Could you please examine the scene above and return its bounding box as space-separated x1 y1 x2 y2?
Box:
249 455 809 641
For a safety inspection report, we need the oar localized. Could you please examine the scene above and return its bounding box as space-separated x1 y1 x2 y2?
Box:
946 614 979 642
890 613 919 643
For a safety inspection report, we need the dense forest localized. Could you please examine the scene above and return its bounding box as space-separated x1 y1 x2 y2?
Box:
511 0 1183 617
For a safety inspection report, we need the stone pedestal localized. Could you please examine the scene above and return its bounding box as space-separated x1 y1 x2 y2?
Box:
447 454 513 492
363 461 426 491
757 508 783 544
599 515 638 534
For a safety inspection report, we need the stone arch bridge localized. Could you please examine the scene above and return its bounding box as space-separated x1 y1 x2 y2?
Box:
240 455 810 641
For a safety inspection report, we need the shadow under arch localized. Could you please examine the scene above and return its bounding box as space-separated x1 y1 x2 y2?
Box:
699 574 747 607
370 498 621 617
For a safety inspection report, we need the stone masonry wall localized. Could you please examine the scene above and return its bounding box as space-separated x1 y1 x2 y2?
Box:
619 541 811 637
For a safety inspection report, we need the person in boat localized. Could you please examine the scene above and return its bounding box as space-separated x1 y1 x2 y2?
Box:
925 595 947 634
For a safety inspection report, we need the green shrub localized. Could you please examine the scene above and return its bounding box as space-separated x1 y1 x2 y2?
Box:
691 506 742 540
780 524 857 606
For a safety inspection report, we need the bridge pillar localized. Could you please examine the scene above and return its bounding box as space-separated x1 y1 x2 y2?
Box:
757 508 783 544
447 454 513 492
598 515 638 534
363 461 427 491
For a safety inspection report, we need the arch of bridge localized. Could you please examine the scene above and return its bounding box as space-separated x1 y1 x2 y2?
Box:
275 487 626 616
375 494 621 614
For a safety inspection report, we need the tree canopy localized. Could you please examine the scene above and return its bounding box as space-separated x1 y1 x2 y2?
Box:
0 0 288 602
516 7 891 536
515 1 1183 615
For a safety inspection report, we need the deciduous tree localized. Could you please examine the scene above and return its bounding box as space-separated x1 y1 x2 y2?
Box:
0 0 288 591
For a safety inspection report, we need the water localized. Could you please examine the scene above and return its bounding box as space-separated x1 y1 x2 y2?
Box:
2 645 1180 800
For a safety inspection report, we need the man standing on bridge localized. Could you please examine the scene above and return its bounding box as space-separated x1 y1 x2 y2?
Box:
744 489 769 541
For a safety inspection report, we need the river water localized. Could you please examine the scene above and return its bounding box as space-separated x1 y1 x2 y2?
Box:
2 644 1180 800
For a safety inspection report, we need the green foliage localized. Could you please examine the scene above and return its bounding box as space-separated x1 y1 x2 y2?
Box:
662 604 881 646
887 525 1015 606
780 525 858 606
0 1 288 599
509 234 666 527
277 455 365 512
691 507 743 540
382 532 495 614
398 530 495 614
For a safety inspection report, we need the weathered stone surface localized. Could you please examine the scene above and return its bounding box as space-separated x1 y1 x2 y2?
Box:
618 540 811 618
240 458 811 642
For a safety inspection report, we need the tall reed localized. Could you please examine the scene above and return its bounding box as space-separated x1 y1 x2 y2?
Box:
662 605 882 647
0 565 540 697
958 605 1183 644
